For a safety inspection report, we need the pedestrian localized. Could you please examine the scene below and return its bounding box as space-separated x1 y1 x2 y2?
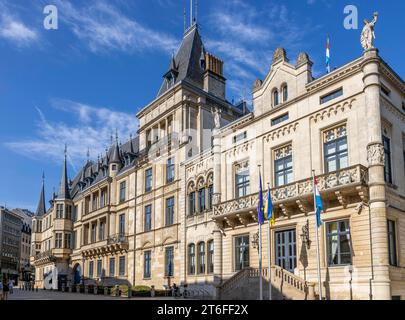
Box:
8 279 14 294
0 280 3 300
3 279 9 300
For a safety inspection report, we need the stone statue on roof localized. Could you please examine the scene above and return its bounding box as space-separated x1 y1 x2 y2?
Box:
361 12 378 51
212 107 221 129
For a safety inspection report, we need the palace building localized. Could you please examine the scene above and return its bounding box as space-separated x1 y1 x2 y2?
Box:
30 21 405 299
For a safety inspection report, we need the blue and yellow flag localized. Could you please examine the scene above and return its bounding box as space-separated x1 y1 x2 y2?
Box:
264 186 274 225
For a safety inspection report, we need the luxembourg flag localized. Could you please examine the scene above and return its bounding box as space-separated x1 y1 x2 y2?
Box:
314 176 324 227
326 36 331 74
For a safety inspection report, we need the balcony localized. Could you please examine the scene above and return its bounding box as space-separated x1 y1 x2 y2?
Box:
82 234 129 258
213 165 368 230
32 250 57 265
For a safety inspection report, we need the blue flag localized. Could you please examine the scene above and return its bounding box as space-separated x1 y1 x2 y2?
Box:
258 172 264 225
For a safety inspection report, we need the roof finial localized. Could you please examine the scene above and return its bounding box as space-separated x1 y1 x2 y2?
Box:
184 7 186 32
190 0 193 27
115 128 118 144
42 171 45 183
87 147 90 162
195 0 198 24
64 143 67 158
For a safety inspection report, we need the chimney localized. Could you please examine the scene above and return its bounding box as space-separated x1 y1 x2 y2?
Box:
203 53 226 99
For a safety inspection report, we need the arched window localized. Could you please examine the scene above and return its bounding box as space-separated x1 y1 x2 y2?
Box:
198 242 206 274
197 178 206 213
282 84 288 102
188 182 196 216
188 244 196 275
273 89 279 107
207 240 214 274
207 174 214 210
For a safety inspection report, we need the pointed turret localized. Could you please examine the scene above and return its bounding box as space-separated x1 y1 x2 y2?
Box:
35 173 46 216
57 145 71 200
110 133 122 165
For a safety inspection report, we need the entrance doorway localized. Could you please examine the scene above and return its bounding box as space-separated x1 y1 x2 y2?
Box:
73 264 82 285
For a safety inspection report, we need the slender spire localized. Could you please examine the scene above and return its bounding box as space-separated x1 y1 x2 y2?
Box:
35 172 46 216
184 7 186 33
110 133 121 165
195 0 198 24
57 144 71 200
190 0 193 27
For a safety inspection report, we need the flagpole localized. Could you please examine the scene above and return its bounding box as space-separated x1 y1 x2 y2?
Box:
258 165 263 301
312 170 323 301
267 183 272 301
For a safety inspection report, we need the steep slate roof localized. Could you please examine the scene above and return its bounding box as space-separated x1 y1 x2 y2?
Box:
69 135 140 200
35 177 46 216
57 151 71 200
157 24 205 97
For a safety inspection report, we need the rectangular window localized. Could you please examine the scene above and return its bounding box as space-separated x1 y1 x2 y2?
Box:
144 205 152 231
55 233 62 248
271 113 289 126
381 84 391 97
188 244 195 275
235 169 250 198
119 256 125 276
166 197 175 226
145 168 153 192
100 188 107 208
320 88 343 104
99 221 105 241
119 181 126 203
233 131 247 144
208 185 213 210
65 205 72 220
383 136 393 184
73 205 78 222
166 158 175 183
72 231 77 249
198 242 205 274
208 240 214 274
388 220 398 266
165 246 174 277
97 259 102 277
56 204 64 219
92 193 99 211
274 145 293 187
119 214 125 236
324 125 348 173
198 188 206 212
64 233 71 249
91 223 97 243
188 192 196 215
144 251 151 278
89 261 94 278
326 220 352 266
235 235 249 271
109 257 115 277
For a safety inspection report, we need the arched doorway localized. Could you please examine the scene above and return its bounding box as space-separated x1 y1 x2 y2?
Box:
73 264 82 285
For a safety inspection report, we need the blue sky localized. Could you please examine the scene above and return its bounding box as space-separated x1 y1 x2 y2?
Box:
0 0 404 212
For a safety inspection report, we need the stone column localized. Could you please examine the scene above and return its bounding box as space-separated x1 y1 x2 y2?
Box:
212 128 221 206
213 229 223 298
362 48 391 300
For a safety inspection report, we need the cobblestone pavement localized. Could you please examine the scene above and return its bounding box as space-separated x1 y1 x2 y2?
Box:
7 288 177 300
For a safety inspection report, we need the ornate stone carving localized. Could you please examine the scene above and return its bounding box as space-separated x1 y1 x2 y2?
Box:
324 124 347 142
361 12 378 51
253 79 263 91
274 145 292 160
272 47 288 64
234 159 249 173
212 107 221 129
296 52 311 66
367 143 385 166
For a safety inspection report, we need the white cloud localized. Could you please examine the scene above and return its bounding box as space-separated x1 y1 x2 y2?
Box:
54 0 178 54
4 99 139 173
0 2 39 47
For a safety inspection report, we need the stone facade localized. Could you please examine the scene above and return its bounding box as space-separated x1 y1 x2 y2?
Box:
30 23 405 299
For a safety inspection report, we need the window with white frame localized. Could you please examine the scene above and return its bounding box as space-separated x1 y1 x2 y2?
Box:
324 125 348 173
274 145 293 187
326 220 352 266
235 160 250 198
